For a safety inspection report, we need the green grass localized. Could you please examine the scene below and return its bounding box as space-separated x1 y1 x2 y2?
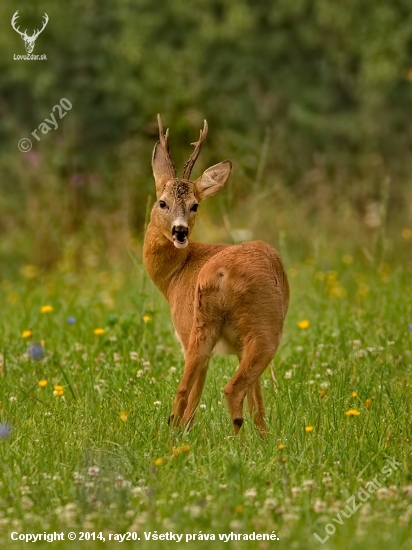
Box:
0 256 412 549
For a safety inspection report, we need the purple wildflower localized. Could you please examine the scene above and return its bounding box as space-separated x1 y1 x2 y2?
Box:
0 423 12 439
27 343 45 361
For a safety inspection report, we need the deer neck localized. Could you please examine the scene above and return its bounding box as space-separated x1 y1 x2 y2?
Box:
143 221 190 299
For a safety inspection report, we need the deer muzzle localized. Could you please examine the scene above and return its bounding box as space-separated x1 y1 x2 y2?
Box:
172 225 189 248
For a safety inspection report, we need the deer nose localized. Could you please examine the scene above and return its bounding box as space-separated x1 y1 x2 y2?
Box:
172 225 188 242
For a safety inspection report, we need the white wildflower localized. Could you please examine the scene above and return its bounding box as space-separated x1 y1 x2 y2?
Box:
88 466 100 477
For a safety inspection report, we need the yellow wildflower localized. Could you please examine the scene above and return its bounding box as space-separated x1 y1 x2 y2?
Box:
365 398 371 409
53 385 64 397
120 411 127 422
357 283 369 298
154 458 163 466
402 228 412 240
8 294 19 304
298 320 310 330
329 284 347 299
352 391 358 398
172 447 180 457
38 379 48 388
320 390 326 399
22 330 32 339
407 68 412 82
180 444 190 453
326 271 338 284
234 505 244 514
94 328 105 335
305 426 314 433
379 263 390 283
345 409 360 416
41 305 53 313
342 254 354 265
143 316 151 323
278 443 285 450
21 265 38 278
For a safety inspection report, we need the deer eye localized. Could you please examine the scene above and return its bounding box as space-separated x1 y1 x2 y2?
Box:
191 204 199 213
159 200 167 209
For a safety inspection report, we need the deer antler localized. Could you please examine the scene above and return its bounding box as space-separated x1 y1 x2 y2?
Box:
11 11 27 38
182 120 208 180
156 114 177 179
32 13 49 39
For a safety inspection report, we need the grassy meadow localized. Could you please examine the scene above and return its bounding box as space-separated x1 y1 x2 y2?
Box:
3 1 412 548
0 233 412 550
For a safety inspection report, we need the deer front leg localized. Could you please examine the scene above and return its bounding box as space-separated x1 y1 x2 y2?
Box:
246 378 267 436
169 353 209 428
169 324 219 428
182 367 208 427
169 281 222 428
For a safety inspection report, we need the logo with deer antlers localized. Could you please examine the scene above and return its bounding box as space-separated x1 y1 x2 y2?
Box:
11 11 49 54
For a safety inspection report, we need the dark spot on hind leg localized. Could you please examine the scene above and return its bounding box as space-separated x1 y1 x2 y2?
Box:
234 418 243 428
168 415 174 426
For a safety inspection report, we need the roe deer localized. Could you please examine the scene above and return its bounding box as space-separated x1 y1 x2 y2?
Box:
143 115 289 435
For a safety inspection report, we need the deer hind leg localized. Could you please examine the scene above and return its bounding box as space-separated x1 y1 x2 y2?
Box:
224 338 277 435
246 378 267 436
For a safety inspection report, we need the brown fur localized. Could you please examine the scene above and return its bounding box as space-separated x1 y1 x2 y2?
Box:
143 116 289 435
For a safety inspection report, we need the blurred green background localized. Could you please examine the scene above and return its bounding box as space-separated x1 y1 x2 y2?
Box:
0 0 411 276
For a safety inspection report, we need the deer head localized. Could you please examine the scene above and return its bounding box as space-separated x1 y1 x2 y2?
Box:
151 115 232 249
11 11 49 54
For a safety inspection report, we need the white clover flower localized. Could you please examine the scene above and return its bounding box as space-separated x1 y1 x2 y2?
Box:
189 505 202 518
376 487 390 500
313 499 327 513
263 498 277 510
244 487 257 499
322 474 332 487
302 479 315 491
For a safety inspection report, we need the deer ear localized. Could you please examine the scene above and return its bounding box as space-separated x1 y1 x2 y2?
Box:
152 142 175 196
194 161 232 201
